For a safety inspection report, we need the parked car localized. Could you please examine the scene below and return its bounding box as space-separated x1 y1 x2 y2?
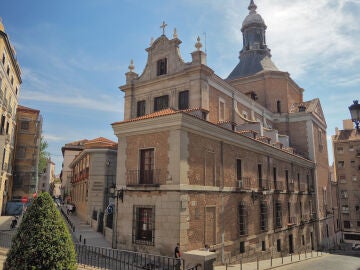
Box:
352 243 360 250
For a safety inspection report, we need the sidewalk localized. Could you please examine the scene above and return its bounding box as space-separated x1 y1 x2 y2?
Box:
215 251 327 270
59 205 111 248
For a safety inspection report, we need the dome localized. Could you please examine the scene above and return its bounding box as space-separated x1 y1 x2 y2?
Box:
242 13 265 28
241 0 266 29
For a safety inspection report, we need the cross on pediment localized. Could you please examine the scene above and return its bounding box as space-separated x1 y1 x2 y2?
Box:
160 21 167 35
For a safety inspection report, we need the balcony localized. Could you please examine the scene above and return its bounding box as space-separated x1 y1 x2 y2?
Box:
259 178 271 191
287 182 294 193
308 185 315 193
288 216 297 226
126 169 163 186
274 181 284 192
299 183 306 193
237 177 254 190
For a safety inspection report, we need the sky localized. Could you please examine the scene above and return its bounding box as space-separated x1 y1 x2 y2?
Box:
1 0 359 174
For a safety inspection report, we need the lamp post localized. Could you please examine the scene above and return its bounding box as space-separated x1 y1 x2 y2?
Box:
349 100 360 130
109 185 125 249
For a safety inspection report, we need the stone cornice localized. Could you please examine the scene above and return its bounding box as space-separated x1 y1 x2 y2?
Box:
69 148 117 168
120 63 214 93
273 111 327 130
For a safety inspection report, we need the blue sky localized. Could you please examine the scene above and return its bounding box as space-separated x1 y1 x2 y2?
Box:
1 0 359 174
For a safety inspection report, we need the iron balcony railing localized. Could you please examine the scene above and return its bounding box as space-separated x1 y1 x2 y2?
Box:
274 181 284 192
287 182 295 193
259 178 270 191
126 169 164 186
237 177 253 190
299 183 306 193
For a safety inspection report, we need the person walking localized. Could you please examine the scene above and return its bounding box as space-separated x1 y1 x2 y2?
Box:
174 243 181 269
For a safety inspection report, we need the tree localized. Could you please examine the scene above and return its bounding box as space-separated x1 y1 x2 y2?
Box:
38 136 50 174
4 192 77 270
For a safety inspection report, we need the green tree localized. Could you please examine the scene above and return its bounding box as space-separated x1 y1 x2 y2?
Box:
38 136 50 174
4 192 77 270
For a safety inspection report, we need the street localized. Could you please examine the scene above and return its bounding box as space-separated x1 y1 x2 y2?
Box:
275 253 360 270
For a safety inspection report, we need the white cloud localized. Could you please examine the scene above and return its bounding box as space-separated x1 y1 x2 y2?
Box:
43 134 67 142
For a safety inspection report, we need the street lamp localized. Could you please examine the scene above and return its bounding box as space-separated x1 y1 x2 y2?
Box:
109 184 125 249
349 100 360 130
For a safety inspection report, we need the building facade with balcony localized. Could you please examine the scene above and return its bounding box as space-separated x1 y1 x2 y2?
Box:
68 137 117 242
332 119 360 242
112 0 331 260
12 105 42 201
0 19 22 213
60 139 87 202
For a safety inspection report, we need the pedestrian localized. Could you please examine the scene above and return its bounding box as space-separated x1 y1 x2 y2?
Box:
174 243 181 269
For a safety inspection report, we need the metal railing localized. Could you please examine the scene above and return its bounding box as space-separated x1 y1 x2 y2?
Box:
75 244 185 270
60 207 75 232
237 177 253 190
126 169 164 186
273 181 284 191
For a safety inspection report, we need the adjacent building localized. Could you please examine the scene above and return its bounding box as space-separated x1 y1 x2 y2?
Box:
12 105 42 200
60 139 87 202
68 137 117 242
332 119 360 242
112 0 333 260
38 158 55 194
0 19 22 213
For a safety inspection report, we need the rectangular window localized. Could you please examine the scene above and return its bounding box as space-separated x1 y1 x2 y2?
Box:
139 149 154 184
341 190 348 199
236 159 242 181
339 175 346 183
238 202 247 236
337 147 344 153
178 90 189 110
260 202 267 231
137 100 146 117
157 58 167 76
133 206 155 245
285 170 289 189
338 161 345 168
20 121 29 130
219 100 225 121
240 241 245 253
344 220 350 229
302 235 305 245
275 201 282 228
1 53 5 65
342 205 349 213
277 239 281 252
16 146 26 159
261 240 266 251
154 95 169 112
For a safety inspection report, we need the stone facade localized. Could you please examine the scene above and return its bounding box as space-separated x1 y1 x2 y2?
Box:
68 137 117 238
12 106 42 200
0 19 22 213
112 0 332 262
332 119 360 242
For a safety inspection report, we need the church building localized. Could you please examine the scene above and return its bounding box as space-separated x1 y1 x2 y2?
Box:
112 0 333 261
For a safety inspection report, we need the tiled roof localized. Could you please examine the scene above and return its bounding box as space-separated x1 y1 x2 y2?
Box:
334 129 360 141
112 108 208 125
289 99 319 113
17 105 40 113
85 137 117 149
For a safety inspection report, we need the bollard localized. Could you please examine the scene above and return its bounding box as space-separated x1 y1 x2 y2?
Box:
281 254 284 264
291 253 292 262
298 252 300 261
270 256 272 267
305 250 307 258
240 259 242 270
257 257 259 270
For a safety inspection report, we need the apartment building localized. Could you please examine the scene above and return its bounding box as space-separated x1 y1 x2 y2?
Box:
68 137 117 242
111 1 332 260
12 105 42 200
332 119 360 242
38 158 55 193
0 19 22 213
